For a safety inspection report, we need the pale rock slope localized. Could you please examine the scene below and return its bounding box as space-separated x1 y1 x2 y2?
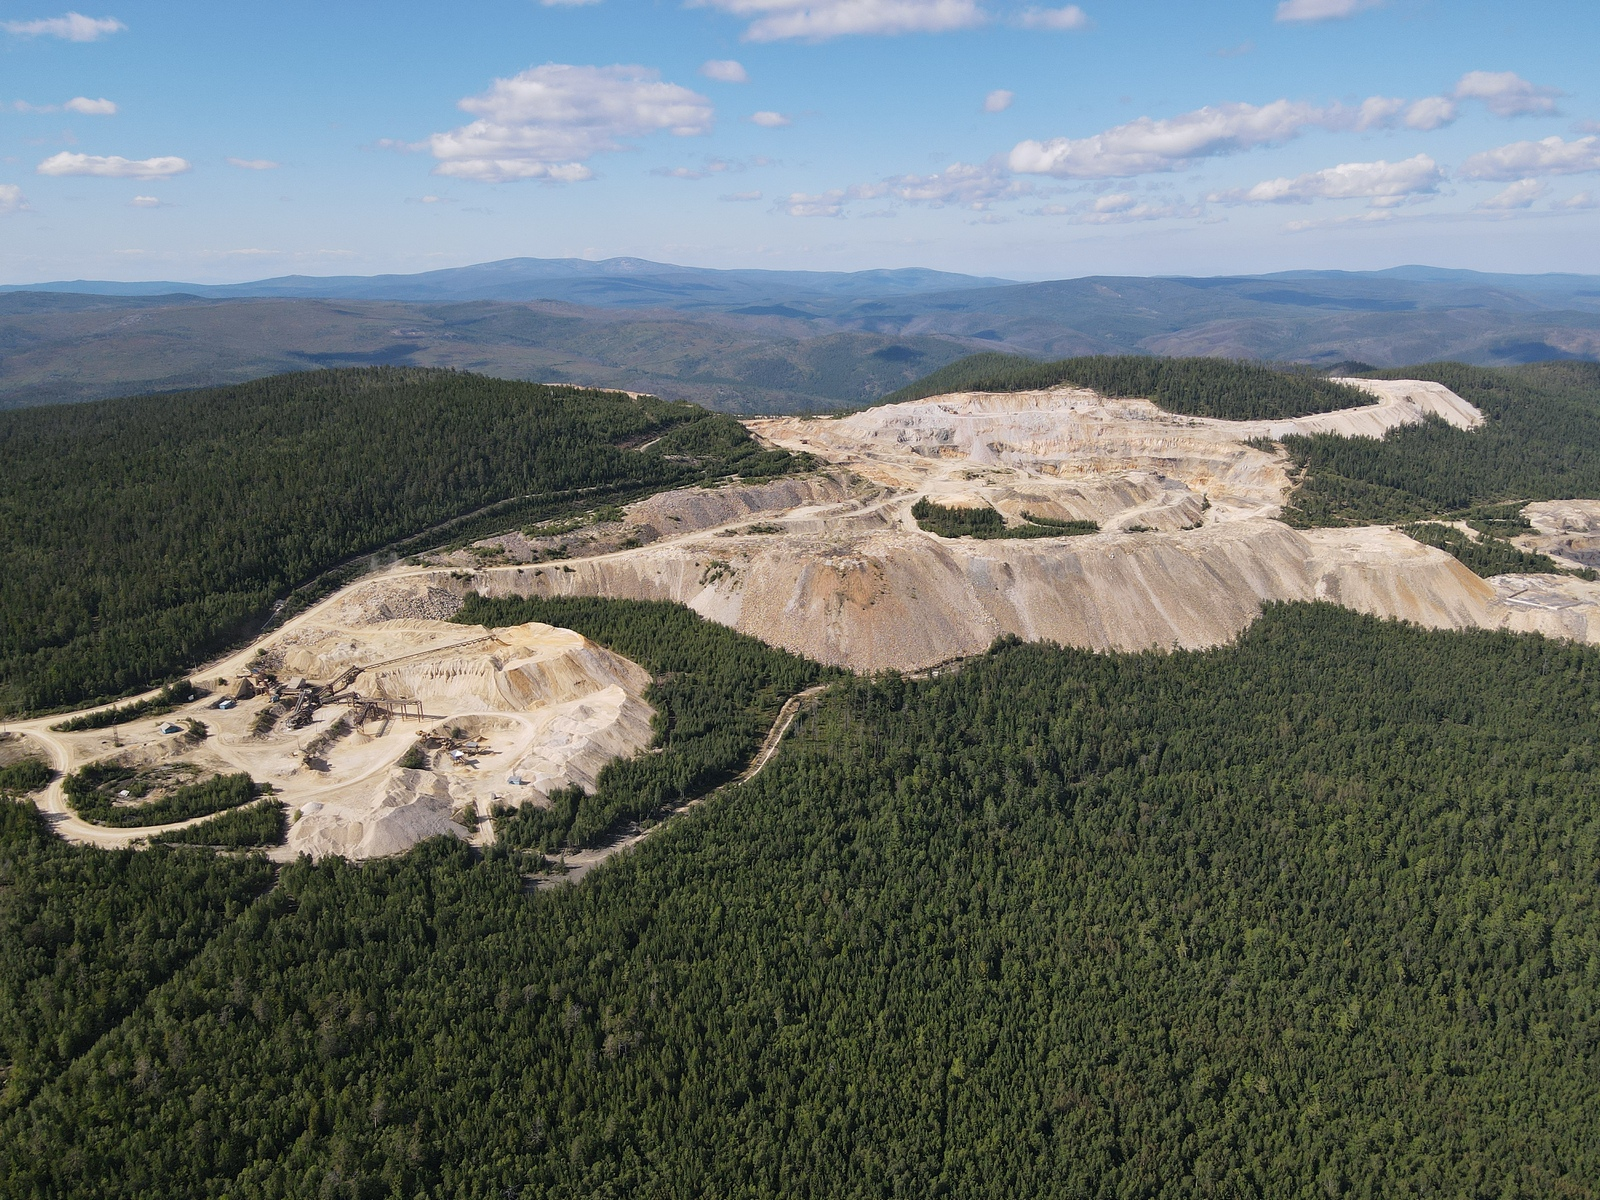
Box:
1520 500 1600 571
305 375 1600 674
1226 377 1484 440
281 620 654 861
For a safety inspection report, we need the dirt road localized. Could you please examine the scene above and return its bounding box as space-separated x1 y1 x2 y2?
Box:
533 682 830 888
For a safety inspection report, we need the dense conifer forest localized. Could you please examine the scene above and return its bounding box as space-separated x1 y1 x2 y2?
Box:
1283 362 1600 525
0 757 51 794
0 368 804 716
911 498 1098 539
1401 520 1589 578
152 799 289 849
0 799 275 1113
882 353 1372 420
2 601 1597 1197
62 767 259 829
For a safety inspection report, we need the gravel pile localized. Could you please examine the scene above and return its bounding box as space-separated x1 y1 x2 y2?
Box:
380 588 464 622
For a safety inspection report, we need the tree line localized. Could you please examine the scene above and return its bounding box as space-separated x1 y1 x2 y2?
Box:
883 352 1373 420
911 498 1098 539
0 367 807 715
1283 362 1600 526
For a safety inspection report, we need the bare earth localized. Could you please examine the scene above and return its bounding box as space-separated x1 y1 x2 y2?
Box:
8 618 655 862
19 376 1600 862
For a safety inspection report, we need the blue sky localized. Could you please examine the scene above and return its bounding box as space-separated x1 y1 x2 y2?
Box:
2 0 1597 283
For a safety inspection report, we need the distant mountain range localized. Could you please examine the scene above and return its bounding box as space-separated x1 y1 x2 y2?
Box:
0 257 1016 309
3 258 1597 411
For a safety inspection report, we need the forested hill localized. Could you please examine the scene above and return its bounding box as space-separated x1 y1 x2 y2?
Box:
0 367 803 714
1284 361 1600 525
881 352 1373 420
3 603 1597 1195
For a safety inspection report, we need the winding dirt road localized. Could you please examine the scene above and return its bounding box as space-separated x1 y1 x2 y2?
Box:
533 682 831 888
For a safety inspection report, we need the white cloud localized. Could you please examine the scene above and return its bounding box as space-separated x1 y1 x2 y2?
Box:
1091 193 1139 213
0 184 27 214
1032 194 1196 223
1557 191 1596 210
64 96 116 115
1274 0 1382 22
1348 73 1562 136
1078 197 1192 223
1004 79 1568 186
695 0 985 43
1454 71 1561 118
1282 209 1398 232
984 89 1013 113
655 158 735 179
1211 154 1443 207
1460 135 1600 181
1478 178 1549 210
751 110 791 127
2 11 125 40
12 95 116 115
780 189 847 217
700 59 748 83
36 151 190 178
1353 96 1406 129
427 64 713 183
1004 87 1531 179
1016 5 1090 30
227 157 280 170
1010 98 1355 178
721 189 763 200
128 194 161 207
775 160 1030 217
881 160 1030 208
1404 95 1457 131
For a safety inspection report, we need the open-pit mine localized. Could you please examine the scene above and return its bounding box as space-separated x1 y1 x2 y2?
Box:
20 375 1600 861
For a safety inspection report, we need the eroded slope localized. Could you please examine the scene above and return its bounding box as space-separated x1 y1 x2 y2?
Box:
306 374 1600 671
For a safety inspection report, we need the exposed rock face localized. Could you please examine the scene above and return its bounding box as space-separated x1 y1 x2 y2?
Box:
276 620 650 716
462 519 1503 669
748 389 1294 524
317 379 1600 675
625 475 857 540
1526 500 1600 535
270 621 655 862
1234 377 1484 439
1521 500 1600 570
